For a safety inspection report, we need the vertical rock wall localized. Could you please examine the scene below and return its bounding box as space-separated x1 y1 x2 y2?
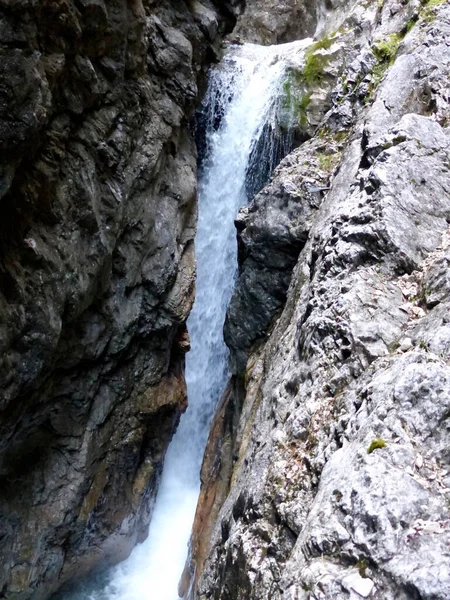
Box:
231 0 319 45
0 1 242 598
191 0 450 598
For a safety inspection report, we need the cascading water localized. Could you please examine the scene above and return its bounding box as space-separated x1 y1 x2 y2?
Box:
63 39 311 600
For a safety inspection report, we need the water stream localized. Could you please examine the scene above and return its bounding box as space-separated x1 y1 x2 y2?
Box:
66 39 310 600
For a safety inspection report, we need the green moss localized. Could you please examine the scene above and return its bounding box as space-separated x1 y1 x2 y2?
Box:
317 150 341 172
367 438 387 454
280 33 340 127
317 127 350 146
282 73 312 128
283 67 304 90
279 33 340 128
318 153 334 170
356 558 369 578
425 0 446 9
367 31 404 100
406 15 419 32
421 0 446 21
298 91 312 110
311 35 335 52
297 34 337 87
334 130 350 144
404 0 445 30
303 53 329 85
372 32 403 64
303 36 334 85
317 126 331 139
298 92 312 127
388 338 401 353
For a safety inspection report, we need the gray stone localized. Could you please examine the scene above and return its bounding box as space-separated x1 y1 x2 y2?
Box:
191 2 450 599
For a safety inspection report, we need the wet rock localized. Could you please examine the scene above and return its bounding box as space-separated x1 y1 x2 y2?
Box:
225 136 344 374
0 0 242 598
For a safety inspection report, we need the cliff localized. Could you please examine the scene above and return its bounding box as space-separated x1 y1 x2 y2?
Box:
191 0 450 598
231 0 318 45
0 1 242 597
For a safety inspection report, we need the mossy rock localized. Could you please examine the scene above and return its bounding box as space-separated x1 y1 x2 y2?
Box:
317 150 342 173
421 0 446 21
372 32 403 64
367 438 387 453
367 32 405 98
281 69 312 129
278 33 341 133
302 34 338 86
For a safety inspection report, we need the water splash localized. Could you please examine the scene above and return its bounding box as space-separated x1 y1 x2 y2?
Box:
63 39 311 600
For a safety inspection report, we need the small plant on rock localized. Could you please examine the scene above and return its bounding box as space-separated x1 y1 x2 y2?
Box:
356 557 370 578
367 438 387 454
371 33 403 84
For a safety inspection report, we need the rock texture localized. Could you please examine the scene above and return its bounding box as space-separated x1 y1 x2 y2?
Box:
231 0 319 45
191 0 450 598
0 1 242 598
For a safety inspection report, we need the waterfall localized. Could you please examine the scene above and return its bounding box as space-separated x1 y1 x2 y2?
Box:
62 39 311 600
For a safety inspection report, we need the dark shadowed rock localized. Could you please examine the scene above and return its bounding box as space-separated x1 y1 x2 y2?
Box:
225 136 344 374
0 0 243 597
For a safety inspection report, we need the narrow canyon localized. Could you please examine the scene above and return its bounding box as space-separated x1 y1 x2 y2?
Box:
0 0 449 599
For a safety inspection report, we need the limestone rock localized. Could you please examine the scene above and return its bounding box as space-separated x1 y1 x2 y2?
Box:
231 0 319 45
225 136 344 374
192 1 450 599
0 0 242 598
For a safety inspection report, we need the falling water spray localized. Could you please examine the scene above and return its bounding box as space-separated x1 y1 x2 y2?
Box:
64 38 311 600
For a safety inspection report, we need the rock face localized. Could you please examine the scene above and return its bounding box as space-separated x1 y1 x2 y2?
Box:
0 0 242 598
231 0 319 45
225 136 343 375
191 0 450 598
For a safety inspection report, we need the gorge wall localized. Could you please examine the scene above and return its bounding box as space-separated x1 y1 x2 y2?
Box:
191 0 450 598
2 0 450 598
0 1 243 598
231 0 318 45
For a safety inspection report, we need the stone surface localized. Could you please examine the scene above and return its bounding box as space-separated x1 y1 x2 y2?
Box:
225 136 343 374
191 1 450 599
231 0 319 45
0 0 242 598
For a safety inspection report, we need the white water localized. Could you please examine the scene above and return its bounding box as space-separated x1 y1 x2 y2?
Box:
66 40 311 600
